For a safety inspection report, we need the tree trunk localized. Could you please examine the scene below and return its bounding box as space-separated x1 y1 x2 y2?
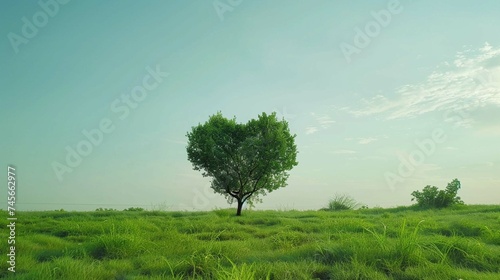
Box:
236 199 243 216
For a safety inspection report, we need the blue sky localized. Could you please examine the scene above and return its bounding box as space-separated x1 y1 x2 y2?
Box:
1 0 499 211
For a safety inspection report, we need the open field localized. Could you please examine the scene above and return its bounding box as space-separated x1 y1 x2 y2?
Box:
1 205 500 279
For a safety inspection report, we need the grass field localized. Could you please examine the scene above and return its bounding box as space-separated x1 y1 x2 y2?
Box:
1 205 500 279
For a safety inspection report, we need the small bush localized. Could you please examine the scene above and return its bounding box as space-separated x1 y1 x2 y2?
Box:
325 194 360 211
123 207 145 212
95 208 118 212
411 179 464 208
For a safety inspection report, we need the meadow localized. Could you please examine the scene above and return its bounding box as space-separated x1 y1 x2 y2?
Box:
1 205 499 279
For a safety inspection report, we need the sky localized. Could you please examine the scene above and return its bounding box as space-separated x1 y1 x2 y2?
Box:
1 0 499 211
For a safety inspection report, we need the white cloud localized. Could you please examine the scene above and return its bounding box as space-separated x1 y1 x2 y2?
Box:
358 137 378 144
305 126 319 135
330 149 357 154
346 43 500 122
311 112 335 128
305 112 335 135
484 161 495 167
411 163 443 180
345 135 387 145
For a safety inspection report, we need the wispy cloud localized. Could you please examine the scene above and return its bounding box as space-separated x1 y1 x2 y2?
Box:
305 112 335 135
346 43 500 122
345 135 387 145
330 149 357 154
305 126 319 135
311 112 336 128
410 163 443 181
484 161 495 167
358 137 377 144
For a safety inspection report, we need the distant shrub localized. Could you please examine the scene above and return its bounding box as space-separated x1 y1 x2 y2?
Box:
411 178 464 208
123 207 145 212
95 208 117 212
325 194 359 211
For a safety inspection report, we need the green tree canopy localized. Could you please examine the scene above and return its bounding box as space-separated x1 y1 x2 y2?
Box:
411 178 464 208
186 112 298 215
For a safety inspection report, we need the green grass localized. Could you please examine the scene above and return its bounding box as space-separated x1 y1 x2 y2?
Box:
1 205 500 279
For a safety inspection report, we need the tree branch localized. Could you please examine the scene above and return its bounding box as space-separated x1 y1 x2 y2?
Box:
217 137 246 193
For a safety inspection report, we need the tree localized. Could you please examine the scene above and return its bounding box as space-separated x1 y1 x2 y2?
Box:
186 112 298 216
411 178 464 208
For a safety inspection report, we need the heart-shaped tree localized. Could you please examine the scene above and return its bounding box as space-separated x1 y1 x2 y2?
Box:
186 112 298 215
